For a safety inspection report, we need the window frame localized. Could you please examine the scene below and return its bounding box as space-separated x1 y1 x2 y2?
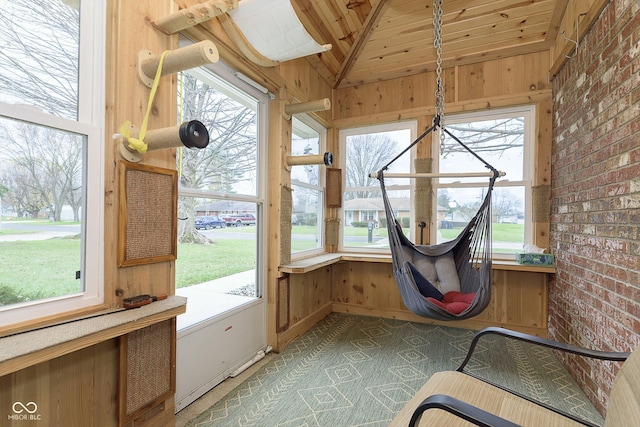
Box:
290 114 326 259
0 0 105 328
432 105 535 259
339 120 417 254
175 55 268 301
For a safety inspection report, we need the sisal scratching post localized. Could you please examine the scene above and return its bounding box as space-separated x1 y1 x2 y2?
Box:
280 186 292 265
137 40 219 87
532 185 551 222
414 158 433 225
325 218 340 247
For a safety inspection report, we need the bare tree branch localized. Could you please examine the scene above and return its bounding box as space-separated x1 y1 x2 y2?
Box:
0 0 79 119
345 134 398 200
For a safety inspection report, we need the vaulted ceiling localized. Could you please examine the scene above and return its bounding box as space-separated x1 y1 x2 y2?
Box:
290 0 569 89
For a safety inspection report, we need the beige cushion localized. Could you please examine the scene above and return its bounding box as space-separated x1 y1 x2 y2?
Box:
605 345 640 427
434 252 461 293
404 248 461 294
389 371 587 427
411 254 438 285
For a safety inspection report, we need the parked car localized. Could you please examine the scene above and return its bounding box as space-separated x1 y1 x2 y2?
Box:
194 216 226 230
221 213 256 227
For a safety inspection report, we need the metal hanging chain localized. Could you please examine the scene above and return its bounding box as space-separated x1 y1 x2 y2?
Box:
433 0 446 154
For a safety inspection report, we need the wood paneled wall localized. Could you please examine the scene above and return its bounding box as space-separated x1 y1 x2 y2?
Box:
335 51 551 123
0 340 119 426
105 0 178 304
331 262 549 336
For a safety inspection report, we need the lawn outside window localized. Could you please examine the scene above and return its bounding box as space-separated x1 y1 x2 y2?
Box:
337 107 534 260
174 51 267 315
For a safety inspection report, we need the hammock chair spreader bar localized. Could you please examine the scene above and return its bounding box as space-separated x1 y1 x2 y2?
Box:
368 171 505 179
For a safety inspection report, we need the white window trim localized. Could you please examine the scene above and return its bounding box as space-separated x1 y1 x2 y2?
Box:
0 1 105 327
432 105 535 258
339 120 417 253
176 55 268 299
291 114 326 259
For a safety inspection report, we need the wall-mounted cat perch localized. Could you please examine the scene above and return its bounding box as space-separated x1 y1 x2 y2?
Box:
286 152 333 171
117 41 217 162
152 0 330 67
153 0 237 34
118 121 210 163
284 98 331 120
137 40 219 87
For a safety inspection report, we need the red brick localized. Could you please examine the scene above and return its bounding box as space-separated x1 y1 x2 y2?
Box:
550 0 639 414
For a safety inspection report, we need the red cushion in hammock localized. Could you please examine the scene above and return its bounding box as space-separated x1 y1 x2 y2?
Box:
427 291 477 314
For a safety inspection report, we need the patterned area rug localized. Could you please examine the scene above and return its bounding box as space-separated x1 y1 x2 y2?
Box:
186 313 603 427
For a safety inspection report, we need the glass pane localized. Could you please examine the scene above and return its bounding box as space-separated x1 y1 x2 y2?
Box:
343 188 410 248
291 184 321 252
343 128 411 248
291 117 320 185
440 117 524 183
178 69 259 196
345 129 411 191
291 117 322 254
436 186 525 253
176 196 258 294
0 117 84 308
0 0 80 120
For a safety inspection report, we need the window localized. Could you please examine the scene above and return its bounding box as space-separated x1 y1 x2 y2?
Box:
339 122 416 251
291 116 325 257
175 59 267 323
434 106 534 257
0 0 104 327
339 107 534 258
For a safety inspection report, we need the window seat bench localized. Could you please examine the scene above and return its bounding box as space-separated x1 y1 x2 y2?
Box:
280 252 556 274
0 296 186 377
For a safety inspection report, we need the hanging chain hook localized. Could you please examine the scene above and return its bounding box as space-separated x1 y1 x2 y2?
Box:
433 0 446 155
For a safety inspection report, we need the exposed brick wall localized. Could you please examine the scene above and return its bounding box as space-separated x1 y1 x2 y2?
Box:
550 0 640 415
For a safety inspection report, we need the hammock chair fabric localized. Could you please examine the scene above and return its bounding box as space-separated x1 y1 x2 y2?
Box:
376 125 499 321
377 0 498 321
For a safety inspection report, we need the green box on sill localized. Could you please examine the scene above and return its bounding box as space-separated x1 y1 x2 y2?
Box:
515 252 555 266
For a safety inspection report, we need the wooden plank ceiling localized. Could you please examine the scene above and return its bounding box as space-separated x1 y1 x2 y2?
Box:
290 0 568 89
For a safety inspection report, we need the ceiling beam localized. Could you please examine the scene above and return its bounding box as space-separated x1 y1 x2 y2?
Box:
333 0 391 89
545 0 569 44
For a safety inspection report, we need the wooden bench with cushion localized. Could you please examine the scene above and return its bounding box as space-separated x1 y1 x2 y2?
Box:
389 327 637 427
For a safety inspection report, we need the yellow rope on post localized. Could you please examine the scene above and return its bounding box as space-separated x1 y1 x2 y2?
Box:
119 50 171 154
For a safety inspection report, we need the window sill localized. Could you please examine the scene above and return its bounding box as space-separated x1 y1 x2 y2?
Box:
0 295 186 377
279 253 556 274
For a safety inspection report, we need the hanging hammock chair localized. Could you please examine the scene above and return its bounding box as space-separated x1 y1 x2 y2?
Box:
375 118 501 321
371 0 502 320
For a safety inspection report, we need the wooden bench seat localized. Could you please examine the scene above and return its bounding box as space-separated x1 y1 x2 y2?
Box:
390 327 637 427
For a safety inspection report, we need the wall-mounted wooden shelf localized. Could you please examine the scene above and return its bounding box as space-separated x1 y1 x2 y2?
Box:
279 253 556 275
